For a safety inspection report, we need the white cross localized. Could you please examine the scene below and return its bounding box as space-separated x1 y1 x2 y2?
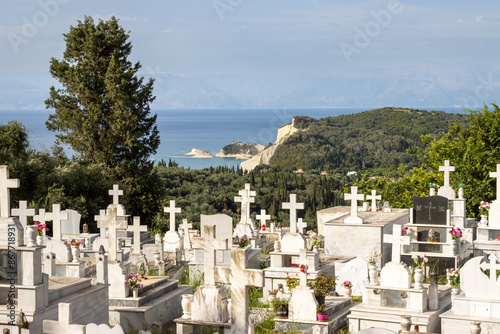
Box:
480 254 500 282
108 184 123 205
0 166 20 218
383 224 411 264
282 194 304 233
344 186 365 218
256 209 271 231
95 209 108 237
11 200 35 232
97 206 128 262
45 204 68 240
128 216 147 254
234 183 256 225
215 246 264 332
490 164 500 201
180 219 193 249
192 224 228 286
34 209 47 237
164 200 181 232
297 218 307 234
367 190 381 212
439 160 455 187
298 248 309 288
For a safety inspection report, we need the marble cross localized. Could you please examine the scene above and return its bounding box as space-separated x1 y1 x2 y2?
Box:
45 204 68 240
383 224 410 264
164 200 181 232
490 164 500 201
0 166 20 218
480 254 500 282
94 209 108 237
297 218 307 234
439 160 455 187
97 206 128 262
192 224 228 286
234 183 256 225
34 209 47 237
11 200 35 232
256 209 271 231
282 194 304 233
128 216 147 254
344 186 364 218
366 190 381 211
215 246 264 333
180 219 193 249
298 248 309 288
108 184 123 205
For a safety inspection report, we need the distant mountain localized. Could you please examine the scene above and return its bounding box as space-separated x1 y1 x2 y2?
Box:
1 61 498 110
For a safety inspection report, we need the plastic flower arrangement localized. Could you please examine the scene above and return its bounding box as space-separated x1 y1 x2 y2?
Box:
365 250 382 266
34 221 48 236
306 230 321 249
479 201 490 215
67 238 81 246
234 234 249 247
411 254 428 269
124 274 143 289
446 268 460 288
449 227 462 240
401 225 409 236
308 272 336 297
285 272 299 291
343 281 352 288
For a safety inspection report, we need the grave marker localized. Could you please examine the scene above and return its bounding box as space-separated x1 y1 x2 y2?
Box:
383 224 410 264
127 216 147 254
439 160 455 188
11 200 35 232
344 186 364 224
297 218 307 234
95 209 108 238
234 183 256 225
0 166 20 218
192 224 228 285
282 194 304 233
256 209 271 231
109 184 123 205
46 204 68 240
97 206 128 262
413 196 447 225
367 190 381 211
164 200 181 232
180 219 193 249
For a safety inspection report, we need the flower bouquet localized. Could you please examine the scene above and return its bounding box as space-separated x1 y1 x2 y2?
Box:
68 238 82 246
234 234 249 247
343 281 352 288
124 274 143 289
365 250 382 266
401 225 409 236
411 254 428 269
479 201 490 215
34 221 48 236
449 227 462 240
446 268 460 289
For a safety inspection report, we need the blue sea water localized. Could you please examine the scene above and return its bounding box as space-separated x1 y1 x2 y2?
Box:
0 107 467 169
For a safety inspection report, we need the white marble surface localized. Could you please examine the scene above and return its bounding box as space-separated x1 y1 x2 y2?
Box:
43 238 71 263
281 232 307 253
335 257 368 296
379 262 411 289
288 287 319 321
191 285 229 322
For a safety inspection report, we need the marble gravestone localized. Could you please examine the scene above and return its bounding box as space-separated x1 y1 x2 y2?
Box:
413 195 448 226
281 194 307 253
335 257 369 296
163 200 182 252
233 183 257 238
60 209 81 240
344 186 365 224
11 199 34 243
437 160 456 199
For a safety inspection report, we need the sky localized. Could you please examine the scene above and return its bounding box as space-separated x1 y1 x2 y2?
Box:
1 0 500 77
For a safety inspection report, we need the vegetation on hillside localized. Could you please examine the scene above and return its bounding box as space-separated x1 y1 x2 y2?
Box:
271 107 469 173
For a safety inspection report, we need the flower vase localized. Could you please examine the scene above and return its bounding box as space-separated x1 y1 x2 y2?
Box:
274 240 281 252
132 287 139 298
227 298 232 321
313 245 319 253
71 245 80 262
470 321 481 334
400 315 412 331
26 226 37 247
181 294 193 319
124 287 130 298
414 268 424 289
453 239 460 255
368 265 378 286
480 215 488 227
344 286 352 297
36 235 44 247
317 313 328 322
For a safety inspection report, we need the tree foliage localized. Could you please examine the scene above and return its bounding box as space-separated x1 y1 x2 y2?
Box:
45 16 159 167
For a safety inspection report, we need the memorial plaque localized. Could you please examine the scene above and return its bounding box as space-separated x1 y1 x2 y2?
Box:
413 195 448 225
381 290 407 309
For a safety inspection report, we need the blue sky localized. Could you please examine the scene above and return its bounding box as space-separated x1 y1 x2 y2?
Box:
1 0 500 76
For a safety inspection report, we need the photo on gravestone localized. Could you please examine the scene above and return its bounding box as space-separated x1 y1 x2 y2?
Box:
417 228 443 253
0 249 12 279
413 195 448 225
381 289 407 309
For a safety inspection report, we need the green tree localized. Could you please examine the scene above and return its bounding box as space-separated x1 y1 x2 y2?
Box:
45 16 159 167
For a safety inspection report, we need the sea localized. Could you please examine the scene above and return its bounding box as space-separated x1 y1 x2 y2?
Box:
0 107 467 169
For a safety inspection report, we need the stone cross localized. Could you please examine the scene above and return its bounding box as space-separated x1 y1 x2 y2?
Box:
344 186 364 218
282 194 304 233
109 184 123 205
34 209 47 237
383 224 410 264
298 248 309 288
180 219 193 249
0 166 20 218
11 200 35 231
215 246 265 333
480 254 500 282
234 183 256 225
192 224 228 286
490 164 500 201
94 209 108 237
46 204 68 240
164 200 181 232
128 216 147 254
367 190 381 211
297 218 307 234
97 206 128 262
439 160 455 187
256 209 271 231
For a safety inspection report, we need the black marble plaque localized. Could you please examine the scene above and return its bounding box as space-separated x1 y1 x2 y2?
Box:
413 195 448 225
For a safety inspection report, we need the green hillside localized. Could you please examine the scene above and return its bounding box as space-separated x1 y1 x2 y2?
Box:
270 107 469 173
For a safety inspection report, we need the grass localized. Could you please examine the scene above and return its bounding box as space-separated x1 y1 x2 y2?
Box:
249 287 270 308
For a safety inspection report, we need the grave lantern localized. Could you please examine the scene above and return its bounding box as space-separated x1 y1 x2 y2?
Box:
16 309 29 329
99 245 105 255
83 222 88 233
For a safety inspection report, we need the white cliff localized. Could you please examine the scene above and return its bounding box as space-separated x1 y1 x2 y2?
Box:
185 148 214 158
